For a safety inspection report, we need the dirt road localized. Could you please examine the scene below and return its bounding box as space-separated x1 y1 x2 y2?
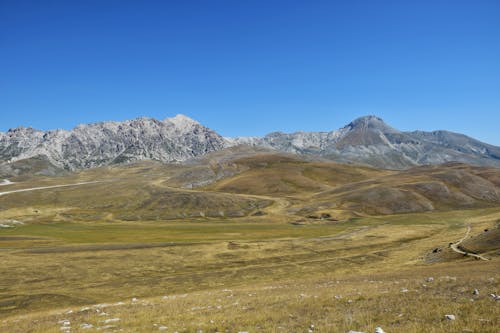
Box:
450 225 489 261
0 181 102 197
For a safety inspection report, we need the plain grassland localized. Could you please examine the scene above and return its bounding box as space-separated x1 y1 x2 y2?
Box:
0 208 499 332
0 157 499 332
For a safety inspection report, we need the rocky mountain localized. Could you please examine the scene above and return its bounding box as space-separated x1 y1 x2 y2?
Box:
0 115 226 172
233 115 500 169
0 114 499 175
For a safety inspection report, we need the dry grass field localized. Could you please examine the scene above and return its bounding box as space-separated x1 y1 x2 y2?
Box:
0 152 499 332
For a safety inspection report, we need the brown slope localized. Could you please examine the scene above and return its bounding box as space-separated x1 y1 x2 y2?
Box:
310 163 500 216
202 152 388 196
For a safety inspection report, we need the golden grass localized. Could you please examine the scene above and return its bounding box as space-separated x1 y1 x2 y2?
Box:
0 158 499 332
0 207 498 332
1 261 498 333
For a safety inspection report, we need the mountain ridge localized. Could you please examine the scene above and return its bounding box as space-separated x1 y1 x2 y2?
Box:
1 114 499 174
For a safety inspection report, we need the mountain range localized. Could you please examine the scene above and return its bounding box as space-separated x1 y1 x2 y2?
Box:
1 114 499 176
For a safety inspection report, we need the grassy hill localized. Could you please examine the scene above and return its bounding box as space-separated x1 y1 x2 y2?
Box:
0 150 499 332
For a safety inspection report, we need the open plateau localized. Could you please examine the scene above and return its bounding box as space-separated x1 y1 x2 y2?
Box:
0 115 498 333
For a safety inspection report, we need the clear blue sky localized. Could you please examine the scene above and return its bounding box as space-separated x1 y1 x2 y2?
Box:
1 0 499 144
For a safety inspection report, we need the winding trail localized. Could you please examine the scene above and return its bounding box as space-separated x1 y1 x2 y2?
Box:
450 225 489 261
0 181 103 197
150 180 293 216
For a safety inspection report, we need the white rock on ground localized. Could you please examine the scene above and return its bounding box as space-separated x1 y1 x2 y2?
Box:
445 314 456 320
99 325 116 330
375 327 386 333
102 318 120 323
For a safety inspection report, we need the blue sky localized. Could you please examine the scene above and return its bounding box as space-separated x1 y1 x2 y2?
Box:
1 0 499 144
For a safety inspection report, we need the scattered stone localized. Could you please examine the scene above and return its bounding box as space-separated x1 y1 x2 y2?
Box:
375 328 386 333
440 276 457 282
426 277 434 282
58 320 71 326
94 303 111 309
98 325 116 330
473 289 479 295
400 288 409 293
489 293 500 301
103 318 120 323
0 179 14 186
80 323 94 329
159 326 168 331
0 219 24 228
445 314 456 320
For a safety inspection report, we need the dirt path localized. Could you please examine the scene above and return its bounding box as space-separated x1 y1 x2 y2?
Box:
150 180 293 216
0 181 102 197
450 225 489 261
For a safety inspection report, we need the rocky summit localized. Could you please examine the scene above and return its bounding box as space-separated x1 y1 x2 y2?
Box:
0 114 226 171
0 114 499 174
236 115 500 169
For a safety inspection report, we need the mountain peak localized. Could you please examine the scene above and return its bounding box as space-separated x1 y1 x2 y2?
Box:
349 115 384 126
165 114 200 126
1 114 499 172
346 115 398 133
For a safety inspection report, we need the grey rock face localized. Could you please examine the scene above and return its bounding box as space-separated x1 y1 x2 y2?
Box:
0 115 226 170
0 114 499 171
230 115 500 169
